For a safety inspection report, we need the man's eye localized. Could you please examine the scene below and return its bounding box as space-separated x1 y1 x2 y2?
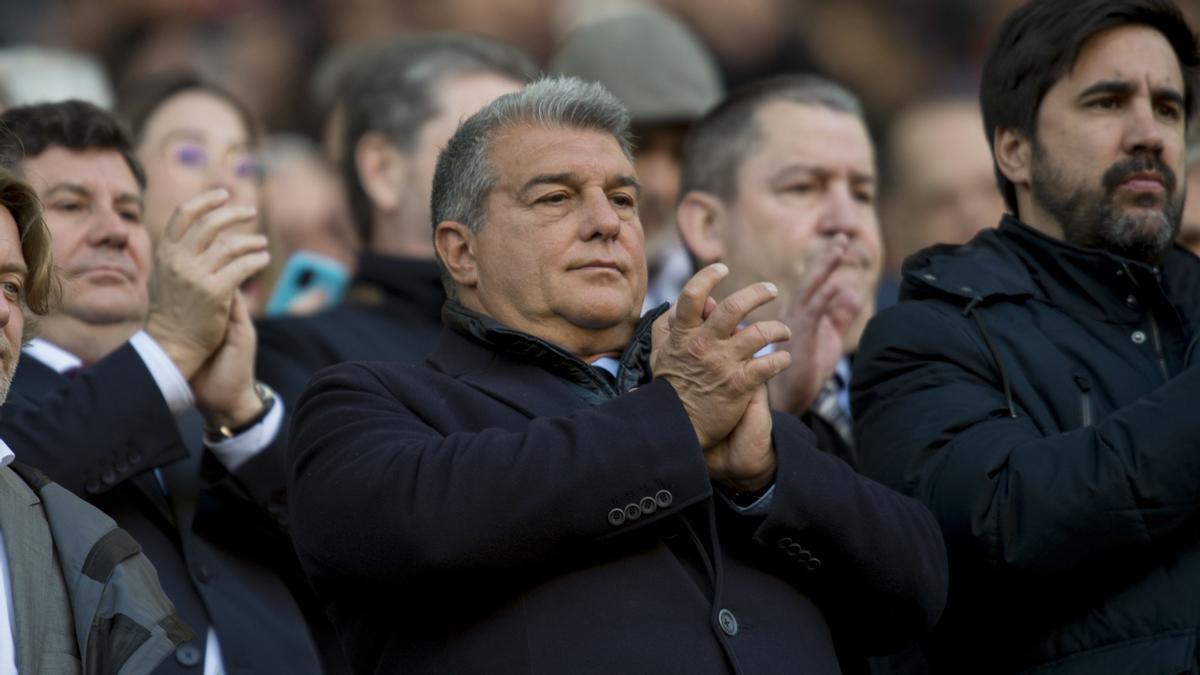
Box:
119 209 143 223
786 184 814 194
1 282 22 300
1088 97 1121 110
1156 102 1182 120
610 193 636 208
52 201 83 212
539 193 569 205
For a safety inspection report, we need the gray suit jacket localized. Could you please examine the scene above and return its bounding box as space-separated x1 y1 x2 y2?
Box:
0 465 80 673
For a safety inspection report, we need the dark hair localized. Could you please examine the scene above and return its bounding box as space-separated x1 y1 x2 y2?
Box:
0 99 146 189
679 74 865 204
340 33 537 247
0 168 58 317
118 71 260 147
981 0 1200 214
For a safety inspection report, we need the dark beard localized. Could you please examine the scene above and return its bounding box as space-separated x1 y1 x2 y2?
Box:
1030 143 1183 263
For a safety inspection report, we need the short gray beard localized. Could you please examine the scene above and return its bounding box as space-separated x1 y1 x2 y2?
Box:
1030 142 1183 264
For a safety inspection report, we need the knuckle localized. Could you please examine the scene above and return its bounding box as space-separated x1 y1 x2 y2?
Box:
720 294 745 318
752 322 770 345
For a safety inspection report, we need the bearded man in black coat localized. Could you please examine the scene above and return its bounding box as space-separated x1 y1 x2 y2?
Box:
852 1 1200 672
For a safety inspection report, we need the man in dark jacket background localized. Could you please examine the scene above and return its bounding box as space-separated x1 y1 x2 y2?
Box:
675 74 883 468
255 35 535 414
852 0 1200 672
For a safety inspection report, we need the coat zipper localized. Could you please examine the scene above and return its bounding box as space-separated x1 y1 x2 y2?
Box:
1072 374 1093 427
1147 311 1170 382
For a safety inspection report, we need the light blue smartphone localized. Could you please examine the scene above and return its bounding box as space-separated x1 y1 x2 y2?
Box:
264 251 349 317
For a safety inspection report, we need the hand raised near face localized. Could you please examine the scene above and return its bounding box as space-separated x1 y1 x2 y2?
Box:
768 234 863 415
145 189 269 379
651 263 792 449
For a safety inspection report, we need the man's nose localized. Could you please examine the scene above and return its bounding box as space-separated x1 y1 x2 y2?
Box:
580 190 622 240
87 205 132 247
817 182 864 238
1124 97 1167 155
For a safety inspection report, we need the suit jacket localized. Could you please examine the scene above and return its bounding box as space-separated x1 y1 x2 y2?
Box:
1 342 321 675
289 306 948 674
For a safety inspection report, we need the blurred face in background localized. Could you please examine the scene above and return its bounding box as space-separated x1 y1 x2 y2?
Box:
395 72 524 251
262 141 358 270
632 123 688 269
883 100 1003 274
1180 157 1200 256
137 89 262 242
700 101 882 348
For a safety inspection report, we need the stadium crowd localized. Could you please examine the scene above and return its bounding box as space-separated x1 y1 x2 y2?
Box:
0 0 1197 673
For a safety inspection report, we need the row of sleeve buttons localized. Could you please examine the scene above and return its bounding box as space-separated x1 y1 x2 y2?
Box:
776 537 821 571
85 451 144 493
608 489 674 526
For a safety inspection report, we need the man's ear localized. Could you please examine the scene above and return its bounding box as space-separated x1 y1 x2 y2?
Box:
434 220 478 290
355 131 408 215
994 127 1032 188
676 190 728 265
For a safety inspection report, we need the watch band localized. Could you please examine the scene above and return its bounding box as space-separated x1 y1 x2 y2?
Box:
204 382 276 440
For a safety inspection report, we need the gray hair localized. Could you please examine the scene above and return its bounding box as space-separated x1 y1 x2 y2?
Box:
340 34 538 245
680 74 866 204
430 75 633 295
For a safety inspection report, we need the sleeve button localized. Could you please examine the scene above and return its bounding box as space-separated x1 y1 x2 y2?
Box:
654 489 673 508
624 503 643 521
638 496 657 515
607 508 626 526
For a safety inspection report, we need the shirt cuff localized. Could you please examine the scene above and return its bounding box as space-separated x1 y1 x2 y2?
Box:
720 484 776 516
129 330 194 415
204 395 285 471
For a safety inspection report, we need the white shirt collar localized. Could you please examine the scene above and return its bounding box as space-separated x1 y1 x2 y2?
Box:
0 439 13 467
22 337 83 374
589 356 620 378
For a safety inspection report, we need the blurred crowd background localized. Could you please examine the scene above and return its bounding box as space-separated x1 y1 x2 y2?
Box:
8 0 1158 137
3 0 1200 313
18 0 1200 140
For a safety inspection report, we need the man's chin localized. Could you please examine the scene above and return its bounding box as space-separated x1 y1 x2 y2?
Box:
563 293 642 328
62 297 148 326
